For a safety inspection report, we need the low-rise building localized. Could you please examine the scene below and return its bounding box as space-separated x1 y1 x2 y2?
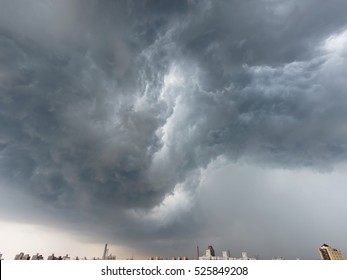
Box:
31 253 44 260
14 252 30 260
47 254 64 260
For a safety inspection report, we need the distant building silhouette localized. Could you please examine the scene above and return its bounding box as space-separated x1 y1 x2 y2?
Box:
14 252 30 260
31 253 44 260
207 245 215 257
102 243 108 260
47 253 64 260
199 245 255 260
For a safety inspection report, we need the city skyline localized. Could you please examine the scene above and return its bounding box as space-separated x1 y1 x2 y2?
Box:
3 243 344 260
1 0 347 260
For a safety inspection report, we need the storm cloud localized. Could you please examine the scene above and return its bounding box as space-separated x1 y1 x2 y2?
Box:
1 0 347 259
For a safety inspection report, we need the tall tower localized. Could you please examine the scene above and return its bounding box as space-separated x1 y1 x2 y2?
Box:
319 244 344 260
102 243 108 260
207 245 215 257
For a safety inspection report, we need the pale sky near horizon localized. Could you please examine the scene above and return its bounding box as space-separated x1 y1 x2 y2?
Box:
0 221 116 260
1 0 347 260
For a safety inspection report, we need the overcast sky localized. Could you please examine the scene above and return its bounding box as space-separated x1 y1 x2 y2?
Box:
1 0 347 260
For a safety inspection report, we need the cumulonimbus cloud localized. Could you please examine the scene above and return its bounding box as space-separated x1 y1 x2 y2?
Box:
1 0 347 257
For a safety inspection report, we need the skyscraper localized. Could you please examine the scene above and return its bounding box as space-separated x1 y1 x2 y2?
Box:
102 243 108 260
319 244 344 260
207 245 215 257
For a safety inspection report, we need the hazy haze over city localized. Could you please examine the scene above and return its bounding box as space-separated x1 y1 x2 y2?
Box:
1 0 347 259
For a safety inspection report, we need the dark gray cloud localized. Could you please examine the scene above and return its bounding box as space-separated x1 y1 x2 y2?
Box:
1 0 347 259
